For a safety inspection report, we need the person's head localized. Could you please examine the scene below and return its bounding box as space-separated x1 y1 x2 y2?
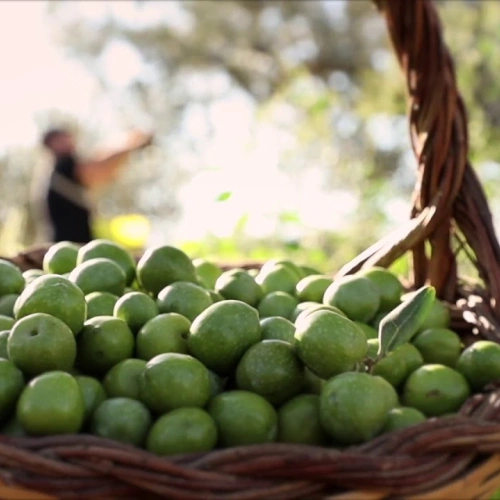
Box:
41 128 76 156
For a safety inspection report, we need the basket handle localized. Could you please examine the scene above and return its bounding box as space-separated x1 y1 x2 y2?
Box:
339 0 500 316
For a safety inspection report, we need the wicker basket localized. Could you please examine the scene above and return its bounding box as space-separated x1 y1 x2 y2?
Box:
3 1 500 498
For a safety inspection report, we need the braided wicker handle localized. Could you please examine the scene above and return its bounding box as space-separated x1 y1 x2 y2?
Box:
339 0 500 317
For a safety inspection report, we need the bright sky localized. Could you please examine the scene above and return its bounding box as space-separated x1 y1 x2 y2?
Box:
0 1 409 247
0 2 97 149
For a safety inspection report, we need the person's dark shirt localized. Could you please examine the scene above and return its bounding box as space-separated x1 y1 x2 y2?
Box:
46 154 93 244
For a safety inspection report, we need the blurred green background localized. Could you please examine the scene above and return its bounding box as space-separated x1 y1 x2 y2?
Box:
1 0 499 276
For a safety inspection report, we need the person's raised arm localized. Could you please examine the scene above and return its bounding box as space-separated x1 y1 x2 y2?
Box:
75 130 153 188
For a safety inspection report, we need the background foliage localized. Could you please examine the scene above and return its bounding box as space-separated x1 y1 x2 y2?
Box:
1 0 499 277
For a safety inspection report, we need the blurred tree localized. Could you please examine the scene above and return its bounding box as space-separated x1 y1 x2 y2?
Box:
2 0 500 268
47 1 385 100
43 0 407 243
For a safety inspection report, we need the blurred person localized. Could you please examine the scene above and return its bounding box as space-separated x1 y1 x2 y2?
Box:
37 127 153 244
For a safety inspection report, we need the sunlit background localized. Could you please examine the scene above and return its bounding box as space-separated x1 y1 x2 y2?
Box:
1 0 500 273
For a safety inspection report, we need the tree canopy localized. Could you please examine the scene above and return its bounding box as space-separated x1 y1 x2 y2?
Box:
1 0 500 270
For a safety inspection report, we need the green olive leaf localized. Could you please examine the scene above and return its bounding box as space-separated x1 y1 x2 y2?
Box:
216 191 232 202
377 285 436 358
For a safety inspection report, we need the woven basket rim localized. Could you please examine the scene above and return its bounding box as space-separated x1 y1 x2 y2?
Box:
1 410 500 499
